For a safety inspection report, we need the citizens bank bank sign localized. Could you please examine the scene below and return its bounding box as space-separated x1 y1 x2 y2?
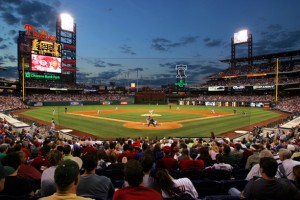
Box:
25 72 60 80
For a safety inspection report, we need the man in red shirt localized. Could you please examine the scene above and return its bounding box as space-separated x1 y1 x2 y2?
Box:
156 146 179 172
113 159 163 200
180 148 204 171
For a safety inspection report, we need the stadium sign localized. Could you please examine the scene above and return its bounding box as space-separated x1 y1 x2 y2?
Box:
25 72 60 80
233 86 245 90
24 24 57 43
175 79 187 88
31 39 61 57
253 85 274 90
208 86 225 91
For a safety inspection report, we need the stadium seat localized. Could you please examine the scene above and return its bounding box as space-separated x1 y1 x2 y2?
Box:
96 168 124 188
179 169 204 180
220 180 248 194
203 170 232 180
203 195 240 200
192 180 223 198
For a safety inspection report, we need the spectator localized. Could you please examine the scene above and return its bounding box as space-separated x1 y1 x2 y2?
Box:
245 149 278 181
238 157 300 200
208 154 233 171
0 164 14 192
77 151 115 199
31 144 51 173
41 149 63 197
156 146 179 172
17 150 42 180
278 148 300 181
63 145 74 160
39 159 93 200
180 148 204 171
154 168 198 199
245 144 260 170
0 152 34 196
112 159 163 200
293 165 300 190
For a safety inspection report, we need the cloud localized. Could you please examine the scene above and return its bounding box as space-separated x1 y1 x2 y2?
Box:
107 62 123 67
255 25 300 55
0 0 59 33
151 36 198 51
120 45 136 55
94 61 106 68
0 45 8 50
0 66 18 78
4 55 17 63
203 38 223 47
1 12 19 25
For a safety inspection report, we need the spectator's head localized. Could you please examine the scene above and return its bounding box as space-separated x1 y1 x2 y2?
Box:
223 145 231 155
190 148 198 160
124 159 143 187
63 145 72 155
293 165 300 190
140 155 153 173
54 159 80 192
82 151 98 173
216 154 224 163
259 157 278 178
108 152 118 164
47 150 63 166
259 149 273 158
0 144 9 153
0 164 14 191
154 168 182 196
163 146 171 155
1 152 21 172
278 148 292 161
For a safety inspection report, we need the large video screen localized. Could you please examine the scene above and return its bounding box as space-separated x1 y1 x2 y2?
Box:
31 54 61 73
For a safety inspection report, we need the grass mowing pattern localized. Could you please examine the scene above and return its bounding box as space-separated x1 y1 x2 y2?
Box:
21 105 280 138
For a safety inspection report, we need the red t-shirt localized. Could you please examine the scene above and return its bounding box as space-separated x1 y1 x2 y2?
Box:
156 156 179 171
180 159 204 171
113 186 163 200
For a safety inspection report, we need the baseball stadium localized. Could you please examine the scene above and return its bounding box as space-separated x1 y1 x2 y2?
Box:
0 7 300 200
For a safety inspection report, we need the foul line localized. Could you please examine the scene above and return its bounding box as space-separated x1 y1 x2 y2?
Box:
68 113 132 123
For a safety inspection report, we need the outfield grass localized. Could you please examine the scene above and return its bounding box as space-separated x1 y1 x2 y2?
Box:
20 105 280 139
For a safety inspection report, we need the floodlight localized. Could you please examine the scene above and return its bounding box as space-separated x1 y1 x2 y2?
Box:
60 13 74 32
234 29 248 44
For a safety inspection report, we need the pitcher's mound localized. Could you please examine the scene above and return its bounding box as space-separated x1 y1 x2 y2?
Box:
123 122 182 130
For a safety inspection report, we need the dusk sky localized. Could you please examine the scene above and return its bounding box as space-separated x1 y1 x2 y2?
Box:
0 0 300 88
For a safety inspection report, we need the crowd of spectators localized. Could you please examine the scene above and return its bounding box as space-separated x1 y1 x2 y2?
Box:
0 95 30 112
274 96 300 113
25 93 132 103
184 94 273 102
200 76 300 87
210 62 298 78
0 114 300 199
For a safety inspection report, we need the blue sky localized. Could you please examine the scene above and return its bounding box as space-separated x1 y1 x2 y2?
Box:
0 0 300 88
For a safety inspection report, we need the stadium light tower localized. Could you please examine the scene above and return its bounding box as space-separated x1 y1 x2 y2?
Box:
56 13 77 83
231 29 252 68
60 13 74 32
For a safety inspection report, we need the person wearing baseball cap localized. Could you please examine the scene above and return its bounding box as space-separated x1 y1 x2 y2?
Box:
0 164 14 192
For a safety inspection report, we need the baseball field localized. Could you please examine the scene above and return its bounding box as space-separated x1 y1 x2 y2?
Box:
17 105 288 139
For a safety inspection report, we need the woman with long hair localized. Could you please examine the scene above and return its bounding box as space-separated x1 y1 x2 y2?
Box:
154 168 198 199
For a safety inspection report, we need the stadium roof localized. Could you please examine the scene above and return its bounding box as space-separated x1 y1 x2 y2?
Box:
220 50 300 63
